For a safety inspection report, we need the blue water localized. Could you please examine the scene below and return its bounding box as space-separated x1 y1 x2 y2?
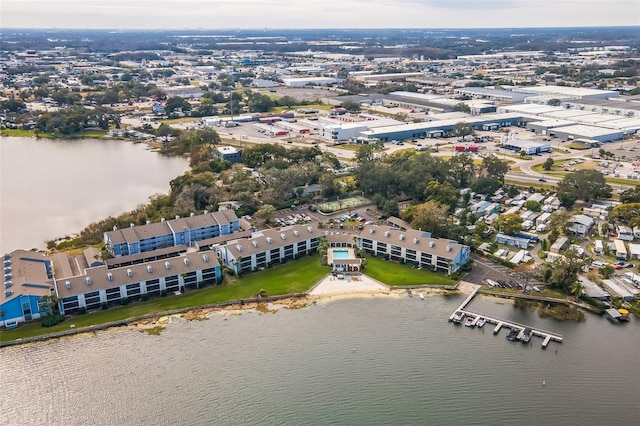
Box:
332 249 351 260
1 295 638 425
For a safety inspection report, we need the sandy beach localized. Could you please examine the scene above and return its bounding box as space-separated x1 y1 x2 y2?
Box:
129 275 472 332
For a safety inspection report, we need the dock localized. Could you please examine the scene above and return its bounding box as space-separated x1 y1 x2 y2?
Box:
449 286 563 349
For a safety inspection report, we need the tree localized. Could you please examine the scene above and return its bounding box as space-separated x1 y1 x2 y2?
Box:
165 96 191 116
548 210 572 236
453 102 471 113
255 205 277 223
341 100 361 113
493 213 523 235
474 220 489 237
523 200 542 212
543 157 554 171
451 122 474 137
599 265 615 279
620 185 640 204
569 279 584 300
482 154 509 182
424 181 458 212
557 169 612 207
401 200 450 237
546 248 586 293
448 153 475 188
0 98 26 113
277 96 297 108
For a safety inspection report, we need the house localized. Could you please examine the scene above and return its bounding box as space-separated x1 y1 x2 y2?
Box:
550 236 569 254
612 239 628 260
633 226 640 239
616 225 634 241
568 214 595 237
495 233 532 249
0 251 54 328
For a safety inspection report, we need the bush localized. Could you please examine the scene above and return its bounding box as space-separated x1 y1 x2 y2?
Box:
78 307 87 315
40 313 64 327
120 297 129 306
101 302 108 310
140 293 150 301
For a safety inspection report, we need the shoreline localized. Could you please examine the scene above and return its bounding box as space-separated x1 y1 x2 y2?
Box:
0 286 462 347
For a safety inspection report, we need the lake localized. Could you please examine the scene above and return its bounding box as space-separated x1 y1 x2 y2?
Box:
0 137 189 253
1 294 637 425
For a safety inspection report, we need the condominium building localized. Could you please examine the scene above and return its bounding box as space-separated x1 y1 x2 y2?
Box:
216 224 324 274
104 210 240 257
55 250 221 315
358 225 470 274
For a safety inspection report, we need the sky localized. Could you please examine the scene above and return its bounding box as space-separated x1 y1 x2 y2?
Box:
2 0 639 29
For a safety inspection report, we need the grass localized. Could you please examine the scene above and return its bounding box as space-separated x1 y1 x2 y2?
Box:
1 129 107 139
271 104 332 113
0 256 329 342
364 256 456 286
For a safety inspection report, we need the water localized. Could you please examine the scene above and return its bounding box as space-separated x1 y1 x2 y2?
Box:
1 295 638 425
0 137 189 253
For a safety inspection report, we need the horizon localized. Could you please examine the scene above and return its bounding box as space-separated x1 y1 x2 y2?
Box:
2 0 638 30
2 25 640 32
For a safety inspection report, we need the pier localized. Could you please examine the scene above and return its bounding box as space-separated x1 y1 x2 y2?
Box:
449 285 563 349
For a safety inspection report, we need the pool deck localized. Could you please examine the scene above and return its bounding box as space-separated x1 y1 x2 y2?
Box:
309 274 389 296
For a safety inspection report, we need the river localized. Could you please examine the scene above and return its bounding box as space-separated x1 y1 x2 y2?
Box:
1 294 638 425
0 137 189 254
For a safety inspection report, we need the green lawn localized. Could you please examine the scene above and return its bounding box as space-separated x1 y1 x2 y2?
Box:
0 128 107 139
0 256 329 342
364 256 456 286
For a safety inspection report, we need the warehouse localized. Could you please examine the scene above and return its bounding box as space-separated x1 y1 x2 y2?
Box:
454 87 532 102
501 138 551 155
550 124 624 143
526 118 575 134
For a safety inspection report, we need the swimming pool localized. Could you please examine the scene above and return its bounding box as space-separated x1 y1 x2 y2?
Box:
331 249 351 260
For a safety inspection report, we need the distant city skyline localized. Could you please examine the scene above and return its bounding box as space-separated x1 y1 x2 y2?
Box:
2 0 638 30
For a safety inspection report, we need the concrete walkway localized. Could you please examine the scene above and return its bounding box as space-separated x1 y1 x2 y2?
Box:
309 274 389 296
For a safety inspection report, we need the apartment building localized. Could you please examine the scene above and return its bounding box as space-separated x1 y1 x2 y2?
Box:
358 225 470 274
104 210 240 257
56 250 221 315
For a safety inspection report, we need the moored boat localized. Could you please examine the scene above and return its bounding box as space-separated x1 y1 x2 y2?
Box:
452 311 465 324
476 317 486 328
506 328 519 341
464 315 475 327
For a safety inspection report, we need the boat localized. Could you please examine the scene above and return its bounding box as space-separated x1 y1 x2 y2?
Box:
519 327 533 343
464 315 475 327
476 317 486 328
419 293 425 300
452 311 465 324
506 328 520 341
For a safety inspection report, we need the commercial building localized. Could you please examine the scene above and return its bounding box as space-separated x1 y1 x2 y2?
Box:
213 146 243 163
501 138 551 155
282 77 340 87
104 210 240 258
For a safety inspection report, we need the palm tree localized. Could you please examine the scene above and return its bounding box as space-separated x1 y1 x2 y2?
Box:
569 280 584 301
